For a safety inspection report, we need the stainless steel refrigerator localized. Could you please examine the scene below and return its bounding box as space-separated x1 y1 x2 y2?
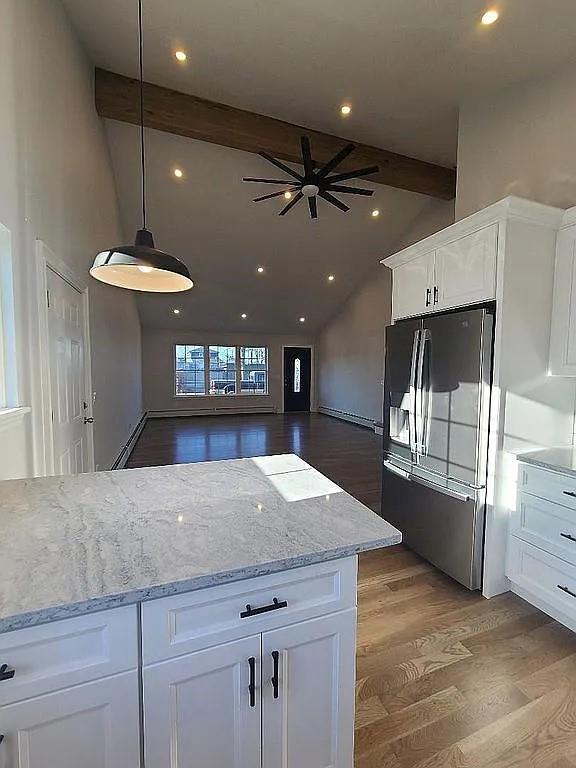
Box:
381 306 494 590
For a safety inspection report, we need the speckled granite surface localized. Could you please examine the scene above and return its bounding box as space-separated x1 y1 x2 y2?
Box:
518 447 576 478
0 454 400 633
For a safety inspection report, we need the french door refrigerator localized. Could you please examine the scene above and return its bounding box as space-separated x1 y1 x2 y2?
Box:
381 306 494 590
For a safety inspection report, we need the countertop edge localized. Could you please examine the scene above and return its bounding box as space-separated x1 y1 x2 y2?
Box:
0 533 401 635
517 452 576 478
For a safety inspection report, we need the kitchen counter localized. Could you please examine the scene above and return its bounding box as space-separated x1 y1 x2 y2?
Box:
517 447 576 478
0 454 400 633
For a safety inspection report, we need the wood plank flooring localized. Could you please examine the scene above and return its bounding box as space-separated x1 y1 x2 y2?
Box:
126 413 576 766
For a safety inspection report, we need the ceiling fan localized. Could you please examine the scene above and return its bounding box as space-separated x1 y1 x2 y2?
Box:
242 137 380 219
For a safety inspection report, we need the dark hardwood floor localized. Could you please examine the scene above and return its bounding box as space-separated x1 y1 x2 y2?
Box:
126 412 383 511
127 413 576 766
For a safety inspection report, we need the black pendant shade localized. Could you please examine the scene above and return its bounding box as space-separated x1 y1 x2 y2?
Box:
90 0 193 293
91 229 194 292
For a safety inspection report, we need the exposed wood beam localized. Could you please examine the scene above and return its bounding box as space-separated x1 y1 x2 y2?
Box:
95 68 455 200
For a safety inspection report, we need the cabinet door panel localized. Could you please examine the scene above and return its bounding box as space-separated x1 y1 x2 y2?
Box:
549 227 576 375
262 609 356 768
0 671 140 768
392 252 434 319
143 636 261 768
435 224 497 310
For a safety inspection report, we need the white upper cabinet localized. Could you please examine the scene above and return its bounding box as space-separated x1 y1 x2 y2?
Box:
392 251 435 319
549 223 576 375
434 224 497 311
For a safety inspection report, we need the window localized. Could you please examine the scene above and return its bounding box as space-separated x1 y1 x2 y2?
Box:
293 357 301 393
174 344 269 397
209 346 237 395
240 347 268 394
175 344 206 395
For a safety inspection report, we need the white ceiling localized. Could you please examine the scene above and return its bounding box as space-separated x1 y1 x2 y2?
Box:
105 120 438 332
64 0 576 332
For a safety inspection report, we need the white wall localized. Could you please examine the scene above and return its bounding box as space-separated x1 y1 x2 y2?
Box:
457 62 576 219
317 200 455 426
142 328 315 415
0 0 142 477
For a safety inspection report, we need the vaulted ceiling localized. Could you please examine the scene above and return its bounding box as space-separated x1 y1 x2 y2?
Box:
63 0 576 331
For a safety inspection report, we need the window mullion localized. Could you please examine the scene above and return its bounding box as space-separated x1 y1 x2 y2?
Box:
236 346 241 396
204 345 210 395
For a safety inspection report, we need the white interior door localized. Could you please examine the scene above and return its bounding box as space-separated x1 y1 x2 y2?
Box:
46 267 91 475
262 609 357 768
143 635 262 768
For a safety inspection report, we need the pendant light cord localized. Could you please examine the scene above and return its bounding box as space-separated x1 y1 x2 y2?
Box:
138 0 147 231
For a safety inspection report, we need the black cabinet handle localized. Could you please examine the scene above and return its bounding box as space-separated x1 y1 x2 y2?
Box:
0 734 4 745
558 584 576 599
240 597 288 619
562 490 576 498
425 288 431 307
84 417 94 425
0 664 14 682
560 533 576 543
248 657 256 708
271 651 280 699
433 286 439 305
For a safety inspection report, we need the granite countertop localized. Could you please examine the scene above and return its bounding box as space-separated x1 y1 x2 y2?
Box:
0 454 401 633
517 447 576 478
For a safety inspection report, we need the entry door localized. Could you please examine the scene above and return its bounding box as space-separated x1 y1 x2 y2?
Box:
284 347 311 412
47 267 91 475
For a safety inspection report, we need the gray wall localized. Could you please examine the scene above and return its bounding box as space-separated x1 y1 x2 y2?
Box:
457 62 576 219
317 200 455 426
142 328 315 414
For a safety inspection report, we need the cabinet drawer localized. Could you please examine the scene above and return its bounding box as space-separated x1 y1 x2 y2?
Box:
142 557 357 664
513 492 576 565
518 463 576 511
0 606 138 706
507 538 576 628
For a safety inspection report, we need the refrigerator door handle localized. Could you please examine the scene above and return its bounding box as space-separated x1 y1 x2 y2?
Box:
409 330 421 457
383 459 411 479
410 473 472 502
415 329 430 456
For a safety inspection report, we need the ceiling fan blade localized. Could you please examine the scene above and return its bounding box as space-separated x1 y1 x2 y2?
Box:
325 165 380 184
308 196 318 220
319 190 349 213
253 189 300 202
301 136 315 177
243 177 299 184
316 143 356 179
258 151 303 181
326 184 374 196
279 191 304 216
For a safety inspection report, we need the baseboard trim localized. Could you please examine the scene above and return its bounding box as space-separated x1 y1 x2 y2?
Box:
111 412 148 470
318 406 375 430
148 406 277 418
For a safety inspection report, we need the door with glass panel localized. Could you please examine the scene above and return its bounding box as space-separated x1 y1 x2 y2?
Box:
283 347 311 412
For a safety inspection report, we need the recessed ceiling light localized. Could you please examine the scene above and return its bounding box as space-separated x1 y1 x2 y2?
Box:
299 316 306 323
371 209 380 218
173 167 184 179
175 50 187 62
241 313 247 319
328 274 335 282
173 308 181 315
284 191 293 200
257 266 265 274
481 9 499 24
340 104 352 116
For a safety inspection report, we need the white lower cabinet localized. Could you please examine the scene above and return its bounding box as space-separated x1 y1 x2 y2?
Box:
0 671 140 768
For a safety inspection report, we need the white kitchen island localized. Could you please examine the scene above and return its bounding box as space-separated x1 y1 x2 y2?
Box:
0 454 400 768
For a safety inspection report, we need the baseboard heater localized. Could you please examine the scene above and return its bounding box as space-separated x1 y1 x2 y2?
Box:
148 405 277 418
111 412 147 470
318 406 375 430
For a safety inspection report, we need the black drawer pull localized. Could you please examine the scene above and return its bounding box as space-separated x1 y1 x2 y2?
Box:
240 598 288 619
563 490 576 498
560 533 576 543
557 584 576 599
0 734 4 745
271 651 280 699
425 288 431 307
0 664 14 682
248 657 256 708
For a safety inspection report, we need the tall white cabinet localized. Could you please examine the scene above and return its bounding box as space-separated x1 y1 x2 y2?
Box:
383 197 576 598
549 209 576 376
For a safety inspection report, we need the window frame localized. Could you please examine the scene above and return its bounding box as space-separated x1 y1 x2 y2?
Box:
173 343 270 398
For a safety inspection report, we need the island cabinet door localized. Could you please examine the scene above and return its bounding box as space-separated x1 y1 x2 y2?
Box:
0 671 140 768
143 634 262 768
261 609 356 768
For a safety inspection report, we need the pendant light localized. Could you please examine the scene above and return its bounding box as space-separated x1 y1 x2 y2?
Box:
90 0 194 292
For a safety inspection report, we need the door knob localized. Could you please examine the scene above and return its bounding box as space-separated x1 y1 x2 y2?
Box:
84 417 94 424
